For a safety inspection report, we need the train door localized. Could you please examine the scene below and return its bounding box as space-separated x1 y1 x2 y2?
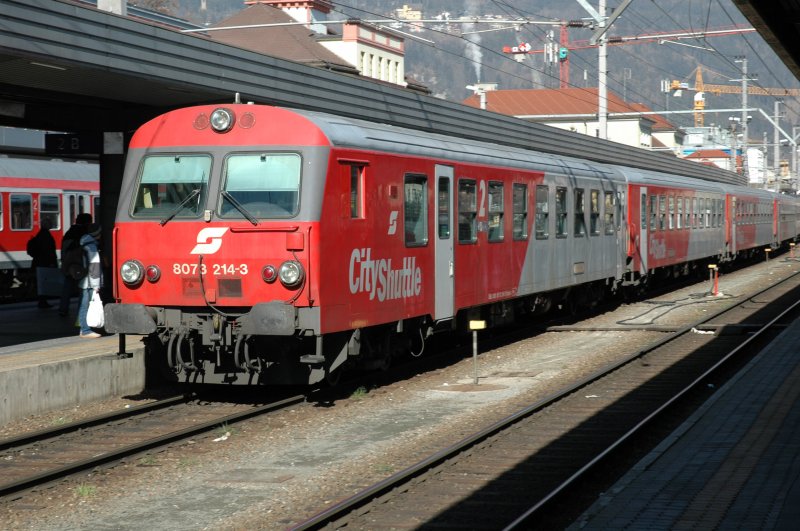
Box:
434 165 454 321
62 192 93 233
639 187 648 274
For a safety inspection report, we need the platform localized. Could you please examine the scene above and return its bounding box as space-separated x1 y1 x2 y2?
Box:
570 317 800 530
0 299 145 425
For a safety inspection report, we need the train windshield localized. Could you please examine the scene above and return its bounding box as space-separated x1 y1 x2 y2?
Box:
131 155 210 218
219 153 301 219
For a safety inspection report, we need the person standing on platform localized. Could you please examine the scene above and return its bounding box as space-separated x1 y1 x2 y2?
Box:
58 213 92 317
27 218 58 308
77 223 103 339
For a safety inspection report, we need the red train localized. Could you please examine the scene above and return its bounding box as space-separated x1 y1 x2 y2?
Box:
103 104 800 385
0 157 99 295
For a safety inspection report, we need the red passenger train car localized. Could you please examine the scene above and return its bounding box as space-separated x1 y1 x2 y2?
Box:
0 157 99 294
104 104 799 386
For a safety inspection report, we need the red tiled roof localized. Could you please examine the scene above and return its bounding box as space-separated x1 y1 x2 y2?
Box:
685 149 730 159
462 88 656 120
208 4 356 73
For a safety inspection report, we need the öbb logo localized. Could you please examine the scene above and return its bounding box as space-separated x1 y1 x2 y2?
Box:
191 228 229 254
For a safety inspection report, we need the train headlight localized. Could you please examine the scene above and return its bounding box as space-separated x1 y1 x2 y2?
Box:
145 265 161 283
209 108 235 133
120 260 145 286
279 260 304 288
262 264 278 283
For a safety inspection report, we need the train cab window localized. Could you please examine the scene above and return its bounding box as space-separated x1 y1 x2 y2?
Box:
649 195 657 230
10 194 31 230
659 195 666 231
574 188 586 237
535 185 549 239
458 179 477 243
132 155 210 218
512 183 528 240
404 174 428 246
437 177 451 239
349 165 365 219
221 153 300 219
590 189 600 236
488 181 504 242
555 187 568 238
40 194 61 231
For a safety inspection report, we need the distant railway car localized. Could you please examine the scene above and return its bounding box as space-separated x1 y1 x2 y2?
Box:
0 157 100 292
103 104 799 386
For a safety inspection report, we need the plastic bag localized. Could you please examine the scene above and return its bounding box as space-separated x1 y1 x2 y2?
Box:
87 291 105 328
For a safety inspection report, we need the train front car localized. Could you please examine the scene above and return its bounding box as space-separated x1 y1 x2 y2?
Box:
105 104 341 386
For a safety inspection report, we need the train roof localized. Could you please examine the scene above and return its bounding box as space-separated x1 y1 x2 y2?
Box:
294 107 624 182
0 157 99 182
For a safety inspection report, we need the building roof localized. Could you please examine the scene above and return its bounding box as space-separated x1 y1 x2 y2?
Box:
208 4 357 74
462 88 658 123
627 102 678 131
685 149 730 159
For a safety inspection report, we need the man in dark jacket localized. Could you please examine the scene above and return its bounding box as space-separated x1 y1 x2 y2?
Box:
58 213 92 316
28 218 58 308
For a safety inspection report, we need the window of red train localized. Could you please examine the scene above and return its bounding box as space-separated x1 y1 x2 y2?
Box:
458 179 477 244
659 195 666 231
668 195 675 230
40 194 60 231
512 183 528 240
535 185 549 240
437 177 451 239
488 181 504 242
649 195 657 231
10 194 31 230
404 174 428 247
677 196 683 230
349 165 364 219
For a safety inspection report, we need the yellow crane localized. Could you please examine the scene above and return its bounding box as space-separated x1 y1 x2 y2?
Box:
669 66 800 126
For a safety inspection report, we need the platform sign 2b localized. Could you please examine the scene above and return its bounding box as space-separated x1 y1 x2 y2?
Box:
45 133 102 155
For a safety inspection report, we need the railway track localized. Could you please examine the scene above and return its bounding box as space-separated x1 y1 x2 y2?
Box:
290 267 800 530
0 392 304 500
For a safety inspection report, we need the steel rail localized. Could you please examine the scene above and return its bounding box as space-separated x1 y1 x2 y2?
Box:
0 394 305 499
290 268 800 530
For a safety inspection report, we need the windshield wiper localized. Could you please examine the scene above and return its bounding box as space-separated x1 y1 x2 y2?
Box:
159 188 201 226
221 191 259 226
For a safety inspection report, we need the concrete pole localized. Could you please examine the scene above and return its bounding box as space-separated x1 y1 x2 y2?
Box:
738 57 749 181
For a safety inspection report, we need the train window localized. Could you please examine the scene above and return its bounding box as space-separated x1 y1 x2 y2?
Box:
691 197 697 228
649 195 657 230
488 181 504 242
574 188 586 237
659 195 666 231
604 192 615 235
704 198 711 228
40 194 60 231
437 177 451 239
10 194 32 231
458 179 477 243
676 197 682 229
590 189 600 236
555 186 567 238
512 184 528 240
535 185 549 239
349 165 364 219
133 155 210 218
668 196 675 230
221 153 299 219
404 174 428 246
718 199 724 227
